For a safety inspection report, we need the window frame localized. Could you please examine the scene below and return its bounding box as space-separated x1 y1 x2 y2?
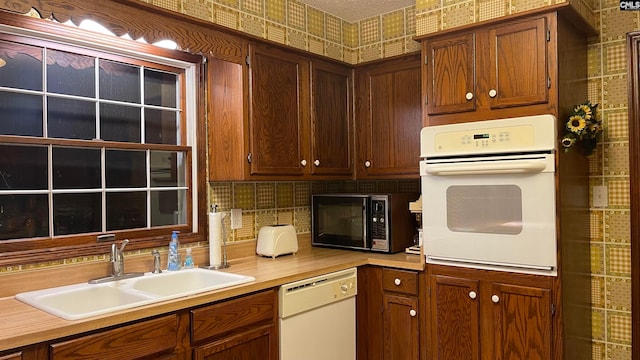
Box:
0 11 207 266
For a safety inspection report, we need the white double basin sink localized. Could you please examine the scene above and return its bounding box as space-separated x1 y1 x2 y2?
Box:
15 268 255 320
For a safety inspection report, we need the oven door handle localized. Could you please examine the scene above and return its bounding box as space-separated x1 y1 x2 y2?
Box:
424 159 547 175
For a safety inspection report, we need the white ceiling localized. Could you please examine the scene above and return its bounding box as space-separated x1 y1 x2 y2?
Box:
299 0 415 22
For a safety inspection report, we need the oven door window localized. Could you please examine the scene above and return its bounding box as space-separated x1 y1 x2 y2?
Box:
446 185 522 235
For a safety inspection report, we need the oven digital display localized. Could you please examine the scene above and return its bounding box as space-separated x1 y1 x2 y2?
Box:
473 133 490 139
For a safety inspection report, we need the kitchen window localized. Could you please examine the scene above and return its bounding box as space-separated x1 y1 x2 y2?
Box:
0 17 202 256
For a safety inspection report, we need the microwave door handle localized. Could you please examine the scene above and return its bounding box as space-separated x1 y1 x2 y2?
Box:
424 159 547 176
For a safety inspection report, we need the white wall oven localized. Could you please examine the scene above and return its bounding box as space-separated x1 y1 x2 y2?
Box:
420 115 558 275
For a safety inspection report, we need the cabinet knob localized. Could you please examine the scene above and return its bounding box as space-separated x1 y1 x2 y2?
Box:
364 160 371 168
491 294 500 303
489 89 497 98
409 309 417 317
469 291 477 299
300 159 307 166
394 278 402 286
465 92 474 100
314 159 320 166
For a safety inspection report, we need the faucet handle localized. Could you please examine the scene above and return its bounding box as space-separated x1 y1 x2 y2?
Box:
151 250 162 274
119 239 129 252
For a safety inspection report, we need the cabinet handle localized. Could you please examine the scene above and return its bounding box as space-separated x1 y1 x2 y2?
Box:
314 159 320 166
465 92 473 100
491 294 500 303
394 278 402 286
489 89 497 98
300 159 307 166
469 291 477 299
409 309 417 317
364 161 371 168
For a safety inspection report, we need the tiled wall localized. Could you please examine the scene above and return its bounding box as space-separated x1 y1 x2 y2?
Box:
208 180 420 242
587 2 638 359
143 0 419 64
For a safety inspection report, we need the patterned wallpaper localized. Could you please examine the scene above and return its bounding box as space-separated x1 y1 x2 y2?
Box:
143 0 420 64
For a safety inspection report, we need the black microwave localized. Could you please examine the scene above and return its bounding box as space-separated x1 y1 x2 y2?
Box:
311 193 417 253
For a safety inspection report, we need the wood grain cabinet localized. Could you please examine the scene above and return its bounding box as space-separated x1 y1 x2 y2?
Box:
208 42 353 180
191 289 278 360
0 353 22 360
420 10 594 126
355 54 422 179
49 315 179 360
428 265 553 360
357 266 425 360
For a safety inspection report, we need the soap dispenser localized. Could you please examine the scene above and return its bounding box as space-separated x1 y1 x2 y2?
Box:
167 230 181 271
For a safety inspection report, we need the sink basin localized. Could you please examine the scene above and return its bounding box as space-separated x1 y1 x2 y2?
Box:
15 268 255 320
131 268 256 297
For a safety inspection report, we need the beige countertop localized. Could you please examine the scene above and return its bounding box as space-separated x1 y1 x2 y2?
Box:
0 244 423 352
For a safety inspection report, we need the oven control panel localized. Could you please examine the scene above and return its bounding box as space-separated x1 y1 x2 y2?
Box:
435 124 535 152
420 114 557 158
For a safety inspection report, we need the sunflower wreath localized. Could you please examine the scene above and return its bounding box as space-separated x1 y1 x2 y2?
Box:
560 101 603 156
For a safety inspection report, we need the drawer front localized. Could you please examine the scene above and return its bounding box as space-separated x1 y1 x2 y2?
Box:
49 315 177 360
382 268 418 295
191 289 276 343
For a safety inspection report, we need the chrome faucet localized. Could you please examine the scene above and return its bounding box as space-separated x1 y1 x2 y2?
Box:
151 249 162 274
89 239 143 284
111 239 129 276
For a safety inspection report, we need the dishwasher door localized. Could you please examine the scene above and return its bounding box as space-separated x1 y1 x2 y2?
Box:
279 267 357 360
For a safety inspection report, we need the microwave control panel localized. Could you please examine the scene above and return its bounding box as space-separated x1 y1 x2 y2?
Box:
370 196 389 251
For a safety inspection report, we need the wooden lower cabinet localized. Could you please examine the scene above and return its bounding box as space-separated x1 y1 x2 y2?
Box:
49 315 178 360
190 289 278 360
357 266 425 360
4 288 278 360
428 265 553 360
192 324 275 360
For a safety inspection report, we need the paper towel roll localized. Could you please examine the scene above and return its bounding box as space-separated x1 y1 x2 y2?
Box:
208 212 223 267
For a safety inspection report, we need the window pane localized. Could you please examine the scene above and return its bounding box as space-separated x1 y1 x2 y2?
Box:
0 92 43 136
0 40 42 91
106 150 146 188
145 108 178 145
99 60 140 103
150 151 185 187
54 193 101 235
0 194 48 240
151 189 186 226
47 49 95 97
52 148 101 189
0 145 47 190
144 69 176 107
107 191 146 230
100 103 141 142
48 97 96 139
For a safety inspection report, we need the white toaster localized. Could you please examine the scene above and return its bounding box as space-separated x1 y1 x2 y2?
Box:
256 225 298 258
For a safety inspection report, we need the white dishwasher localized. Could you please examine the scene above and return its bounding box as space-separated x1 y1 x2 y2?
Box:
279 267 357 360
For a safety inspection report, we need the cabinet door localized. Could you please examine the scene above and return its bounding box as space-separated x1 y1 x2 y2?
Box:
193 324 276 360
310 60 353 176
429 275 480 360
489 282 552 360
425 33 475 115
248 44 309 176
383 294 419 360
355 54 421 178
0 353 21 360
49 315 177 360
208 57 247 180
489 17 548 109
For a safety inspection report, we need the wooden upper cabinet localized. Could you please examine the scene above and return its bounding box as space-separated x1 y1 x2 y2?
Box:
309 60 353 176
355 53 422 179
489 17 548 109
422 13 557 126
248 44 309 176
425 33 476 115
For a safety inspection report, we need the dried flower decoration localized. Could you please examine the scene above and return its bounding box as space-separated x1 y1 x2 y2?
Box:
560 101 602 156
